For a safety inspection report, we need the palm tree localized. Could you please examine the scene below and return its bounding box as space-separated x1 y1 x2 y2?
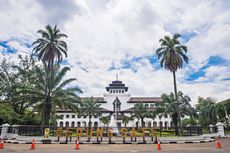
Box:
32 25 68 68
79 97 101 141
100 116 110 128
195 97 217 127
148 111 156 126
156 33 188 135
32 25 68 127
213 99 230 126
27 64 82 127
122 116 130 127
132 103 148 127
160 92 196 135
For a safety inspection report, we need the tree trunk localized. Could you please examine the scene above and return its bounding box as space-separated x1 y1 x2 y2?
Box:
42 64 51 128
173 71 181 136
172 112 179 136
88 116 92 142
173 71 178 101
42 96 52 127
141 117 144 127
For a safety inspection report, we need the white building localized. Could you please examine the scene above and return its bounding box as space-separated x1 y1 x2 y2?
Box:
57 79 173 129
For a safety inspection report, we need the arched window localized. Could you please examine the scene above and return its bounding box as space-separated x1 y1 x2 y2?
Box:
77 122 81 127
164 121 168 129
94 122 98 128
65 121 69 128
153 121 157 128
159 121 163 128
148 122 151 127
143 122 145 127
71 121 75 128
60 121 63 127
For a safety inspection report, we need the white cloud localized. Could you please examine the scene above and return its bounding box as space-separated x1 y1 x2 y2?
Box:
0 0 230 105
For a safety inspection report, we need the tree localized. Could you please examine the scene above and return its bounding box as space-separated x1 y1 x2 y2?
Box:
100 116 110 133
27 64 82 126
195 97 217 127
156 34 188 135
100 116 110 127
79 97 101 141
0 103 19 125
0 56 37 114
32 25 68 68
159 91 196 135
32 25 68 127
215 99 230 126
122 116 130 127
132 103 148 127
148 111 157 127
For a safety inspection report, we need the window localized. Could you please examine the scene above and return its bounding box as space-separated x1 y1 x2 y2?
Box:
83 115 87 118
60 121 63 127
61 115 64 119
72 115 75 118
94 115 98 118
66 115 70 118
150 104 155 108
113 98 121 113
110 90 112 93
145 104 149 108
65 121 69 127
122 90 124 93
71 121 75 128
77 122 81 127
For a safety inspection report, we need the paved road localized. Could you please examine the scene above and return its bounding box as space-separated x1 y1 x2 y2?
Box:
1 138 230 153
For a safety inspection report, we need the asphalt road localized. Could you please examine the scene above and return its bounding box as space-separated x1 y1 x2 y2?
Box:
1 138 230 153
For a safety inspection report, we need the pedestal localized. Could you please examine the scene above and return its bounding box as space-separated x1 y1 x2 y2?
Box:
216 122 225 137
0 123 10 139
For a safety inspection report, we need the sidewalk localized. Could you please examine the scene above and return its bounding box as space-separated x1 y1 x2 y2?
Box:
4 135 215 144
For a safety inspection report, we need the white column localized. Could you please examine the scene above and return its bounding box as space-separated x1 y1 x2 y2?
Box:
0 123 10 139
216 122 225 137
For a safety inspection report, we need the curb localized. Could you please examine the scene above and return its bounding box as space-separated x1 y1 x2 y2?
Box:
4 139 215 144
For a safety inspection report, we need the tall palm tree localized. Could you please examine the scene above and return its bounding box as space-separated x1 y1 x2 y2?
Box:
27 64 82 127
156 33 188 135
32 25 68 127
32 25 68 68
79 97 101 141
132 103 148 127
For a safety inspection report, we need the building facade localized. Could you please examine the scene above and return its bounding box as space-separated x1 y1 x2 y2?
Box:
57 80 173 129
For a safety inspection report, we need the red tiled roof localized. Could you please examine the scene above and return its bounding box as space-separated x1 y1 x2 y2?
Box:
122 107 156 112
128 97 162 103
100 108 113 112
81 97 106 103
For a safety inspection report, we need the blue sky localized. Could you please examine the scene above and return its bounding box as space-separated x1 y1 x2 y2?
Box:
0 0 230 105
